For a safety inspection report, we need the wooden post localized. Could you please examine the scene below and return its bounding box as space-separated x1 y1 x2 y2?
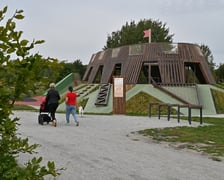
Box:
113 76 126 114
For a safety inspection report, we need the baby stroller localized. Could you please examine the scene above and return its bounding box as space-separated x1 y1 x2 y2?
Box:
38 96 51 125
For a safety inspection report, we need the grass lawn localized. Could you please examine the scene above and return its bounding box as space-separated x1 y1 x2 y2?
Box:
138 116 224 161
13 104 37 111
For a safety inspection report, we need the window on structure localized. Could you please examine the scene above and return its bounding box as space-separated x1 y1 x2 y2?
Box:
113 63 122 76
94 65 104 83
151 65 161 83
129 44 144 55
138 62 161 84
184 62 205 84
138 64 148 84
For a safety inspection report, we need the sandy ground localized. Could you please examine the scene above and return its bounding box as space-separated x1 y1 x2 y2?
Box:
14 111 224 180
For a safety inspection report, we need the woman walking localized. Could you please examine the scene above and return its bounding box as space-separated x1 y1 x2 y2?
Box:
65 86 79 126
46 83 60 127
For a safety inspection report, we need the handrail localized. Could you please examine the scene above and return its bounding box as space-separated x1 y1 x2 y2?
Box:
149 102 203 125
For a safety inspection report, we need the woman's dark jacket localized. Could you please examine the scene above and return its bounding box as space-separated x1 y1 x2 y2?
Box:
46 89 60 105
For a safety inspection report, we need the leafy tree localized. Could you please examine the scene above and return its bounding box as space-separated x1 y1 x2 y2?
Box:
200 44 216 73
37 57 64 93
57 59 87 82
72 59 87 78
0 6 62 179
104 19 174 49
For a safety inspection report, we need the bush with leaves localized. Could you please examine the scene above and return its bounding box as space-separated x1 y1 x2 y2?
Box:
0 6 62 179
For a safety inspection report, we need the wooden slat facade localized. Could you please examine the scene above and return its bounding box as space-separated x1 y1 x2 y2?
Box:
82 43 215 85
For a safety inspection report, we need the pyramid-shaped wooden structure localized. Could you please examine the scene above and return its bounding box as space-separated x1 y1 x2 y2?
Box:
83 43 215 85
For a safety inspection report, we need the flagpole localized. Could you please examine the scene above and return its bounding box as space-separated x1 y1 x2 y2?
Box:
148 29 151 43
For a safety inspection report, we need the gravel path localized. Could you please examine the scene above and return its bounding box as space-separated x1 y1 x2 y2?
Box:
14 111 224 180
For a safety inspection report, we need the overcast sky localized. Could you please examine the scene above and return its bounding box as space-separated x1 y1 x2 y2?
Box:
1 0 224 65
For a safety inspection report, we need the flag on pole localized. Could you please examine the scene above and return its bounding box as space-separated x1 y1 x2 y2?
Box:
143 29 151 43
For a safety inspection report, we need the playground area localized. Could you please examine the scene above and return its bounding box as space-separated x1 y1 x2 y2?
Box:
15 72 224 117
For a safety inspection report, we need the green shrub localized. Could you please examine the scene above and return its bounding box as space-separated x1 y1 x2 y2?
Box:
0 6 62 179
